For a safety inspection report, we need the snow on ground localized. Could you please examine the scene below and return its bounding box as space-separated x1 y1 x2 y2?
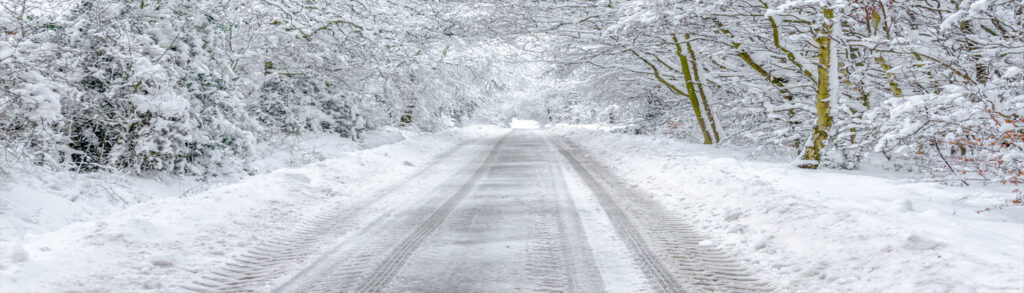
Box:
509 118 541 129
3 123 1020 292
0 170 201 249
552 125 1024 293
0 125 508 292
0 128 416 246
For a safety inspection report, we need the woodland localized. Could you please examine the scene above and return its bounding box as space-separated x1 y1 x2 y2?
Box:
2 0 1022 193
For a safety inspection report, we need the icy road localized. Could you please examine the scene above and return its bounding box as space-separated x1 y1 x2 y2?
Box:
189 130 770 293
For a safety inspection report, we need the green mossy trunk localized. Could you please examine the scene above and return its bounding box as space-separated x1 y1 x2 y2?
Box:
798 7 836 170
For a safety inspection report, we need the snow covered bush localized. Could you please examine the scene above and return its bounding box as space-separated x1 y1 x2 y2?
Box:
873 67 1024 192
1 0 510 178
3 0 1021 197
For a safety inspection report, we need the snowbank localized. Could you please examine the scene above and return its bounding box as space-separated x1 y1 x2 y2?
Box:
1 127 419 245
0 167 212 248
0 125 508 292
552 125 1023 293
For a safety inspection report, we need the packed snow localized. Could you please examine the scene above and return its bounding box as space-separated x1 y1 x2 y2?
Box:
0 126 508 292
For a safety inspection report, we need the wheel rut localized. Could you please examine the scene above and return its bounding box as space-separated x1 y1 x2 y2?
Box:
521 133 605 293
551 136 774 293
191 130 773 293
368 132 608 293
271 134 510 293
355 134 509 293
183 139 481 293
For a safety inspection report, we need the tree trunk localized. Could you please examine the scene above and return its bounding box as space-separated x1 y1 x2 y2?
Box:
685 34 721 143
798 7 836 169
672 34 714 144
630 49 713 145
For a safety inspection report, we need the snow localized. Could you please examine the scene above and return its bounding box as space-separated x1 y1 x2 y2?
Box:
0 41 14 62
559 154 651 291
551 125 1024 293
248 132 362 173
132 92 190 117
358 128 407 149
0 127 419 246
0 170 199 245
2 0 1019 289
3 123 1021 291
11 72 63 123
509 118 540 129
0 125 508 291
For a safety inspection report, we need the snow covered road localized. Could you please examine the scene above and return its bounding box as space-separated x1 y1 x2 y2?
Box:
5 127 1019 292
193 130 768 293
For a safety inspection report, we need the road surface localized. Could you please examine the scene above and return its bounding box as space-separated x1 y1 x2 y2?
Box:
190 130 771 293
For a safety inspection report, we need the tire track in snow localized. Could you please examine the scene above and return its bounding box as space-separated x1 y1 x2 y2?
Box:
349 131 603 293
353 134 509 293
552 136 774 293
183 139 479 293
552 138 682 293
532 134 604 293
271 137 507 293
523 206 569 292
523 133 574 293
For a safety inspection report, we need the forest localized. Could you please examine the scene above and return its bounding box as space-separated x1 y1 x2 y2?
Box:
2 1 1023 292
2 0 1022 191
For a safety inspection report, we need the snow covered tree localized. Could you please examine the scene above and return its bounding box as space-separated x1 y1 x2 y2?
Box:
1 0 514 177
2 0 1020 194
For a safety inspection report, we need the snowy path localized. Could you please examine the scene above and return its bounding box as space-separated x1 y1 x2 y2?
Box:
5 127 1018 292
190 130 769 293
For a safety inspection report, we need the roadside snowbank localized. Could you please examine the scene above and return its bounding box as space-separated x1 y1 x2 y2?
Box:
553 125 1023 293
0 128 414 245
0 125 508 292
